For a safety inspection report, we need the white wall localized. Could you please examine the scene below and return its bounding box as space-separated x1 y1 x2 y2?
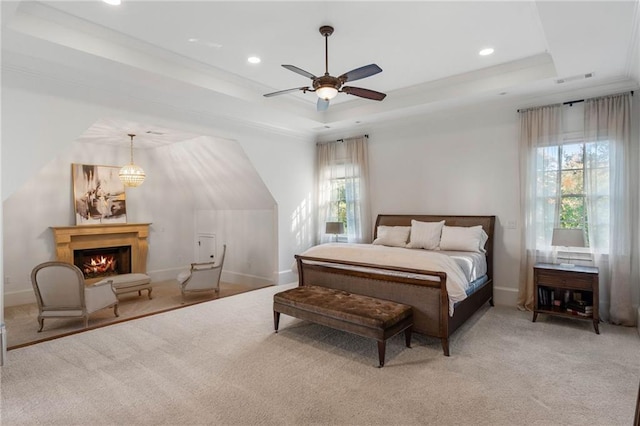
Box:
234 127 316 283
195 209 276 286
363 103 523 306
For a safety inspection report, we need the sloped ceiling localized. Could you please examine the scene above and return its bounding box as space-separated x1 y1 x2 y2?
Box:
2 0 638 140
77 118 277 211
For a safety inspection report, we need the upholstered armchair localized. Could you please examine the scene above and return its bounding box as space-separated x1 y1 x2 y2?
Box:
31 261 119 332
177 245 226 300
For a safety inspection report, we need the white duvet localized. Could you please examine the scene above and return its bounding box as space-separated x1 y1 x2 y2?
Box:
295 243 469 316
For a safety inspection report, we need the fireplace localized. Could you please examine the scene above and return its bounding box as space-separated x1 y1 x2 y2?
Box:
50 223 149 285
73 245 131 280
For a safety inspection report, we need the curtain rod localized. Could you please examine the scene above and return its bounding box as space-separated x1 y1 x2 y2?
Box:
517 90 633 113
317 134 368 145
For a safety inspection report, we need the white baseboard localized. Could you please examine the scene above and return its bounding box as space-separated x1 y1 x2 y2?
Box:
5 289 36 307
3 268 274 308
277 269 296 285
148 267 273 287
493 285 518 307
221 270 273 287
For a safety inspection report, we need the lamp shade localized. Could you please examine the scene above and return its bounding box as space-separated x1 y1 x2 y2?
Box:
325 221 344 235
551 228 585 248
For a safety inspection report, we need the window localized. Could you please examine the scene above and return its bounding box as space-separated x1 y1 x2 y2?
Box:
316 136 371 243
519 93 635 323
536 139 610 249
327 177 347 234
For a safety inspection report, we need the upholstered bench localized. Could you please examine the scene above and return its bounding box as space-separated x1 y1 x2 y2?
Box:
96 273 152 300
273 285 413 367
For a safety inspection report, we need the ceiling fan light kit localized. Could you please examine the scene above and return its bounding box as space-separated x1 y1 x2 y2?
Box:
264 25 386 111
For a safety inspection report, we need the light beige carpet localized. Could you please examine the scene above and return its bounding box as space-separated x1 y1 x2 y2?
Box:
2 284 639 425
4 280 270 349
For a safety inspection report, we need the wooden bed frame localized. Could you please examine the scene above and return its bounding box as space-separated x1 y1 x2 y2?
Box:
294 214 496 356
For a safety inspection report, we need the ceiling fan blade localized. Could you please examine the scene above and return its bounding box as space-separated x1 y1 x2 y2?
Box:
338 64 382 83
263 87 309 97
282 65 317 80
341 86 387 101
317 98 330 112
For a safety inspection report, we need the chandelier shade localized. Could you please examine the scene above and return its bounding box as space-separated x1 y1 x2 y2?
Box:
119 134 146 187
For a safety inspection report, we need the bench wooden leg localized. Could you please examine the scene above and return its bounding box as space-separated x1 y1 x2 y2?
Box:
273 311 280 333
147 287 153 300
404 326 412 348
377 340 386 368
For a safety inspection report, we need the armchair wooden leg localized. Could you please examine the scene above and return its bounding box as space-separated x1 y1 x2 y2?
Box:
114 304 119 317
37 318 44 332
274 311 280 332
84 317 89 329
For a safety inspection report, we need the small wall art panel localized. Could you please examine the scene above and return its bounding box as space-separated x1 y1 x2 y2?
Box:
72 163 127 225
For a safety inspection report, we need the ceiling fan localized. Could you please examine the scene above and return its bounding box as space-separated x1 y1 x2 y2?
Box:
264 25 386 111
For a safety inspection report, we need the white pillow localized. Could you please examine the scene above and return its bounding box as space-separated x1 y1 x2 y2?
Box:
407 220 445 250
439 225 488 252
372 226 411 247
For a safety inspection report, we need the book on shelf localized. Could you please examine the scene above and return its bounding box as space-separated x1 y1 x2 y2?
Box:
568 298 591 307
566 301 593 313
538 287 552 306
566 308 592 317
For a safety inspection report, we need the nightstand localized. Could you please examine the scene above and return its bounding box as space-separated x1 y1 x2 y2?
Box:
533 263 599 334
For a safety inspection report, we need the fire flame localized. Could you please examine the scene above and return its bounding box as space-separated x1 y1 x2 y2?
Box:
83 255 117 276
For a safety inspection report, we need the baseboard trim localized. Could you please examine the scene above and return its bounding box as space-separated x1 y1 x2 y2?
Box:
4 289 36 307
3 268 274 307
277 269 296 285
221 271 273 287
493 286 518 307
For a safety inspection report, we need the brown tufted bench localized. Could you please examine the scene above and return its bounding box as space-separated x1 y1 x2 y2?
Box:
273 285 413 367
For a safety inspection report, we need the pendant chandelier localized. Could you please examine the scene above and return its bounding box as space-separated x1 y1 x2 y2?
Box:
119 133 146 187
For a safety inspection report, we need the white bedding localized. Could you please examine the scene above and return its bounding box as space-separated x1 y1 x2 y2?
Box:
295 243 470 316
438 250 487 283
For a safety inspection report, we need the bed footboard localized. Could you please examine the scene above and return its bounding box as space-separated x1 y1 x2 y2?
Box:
295 256 450 346
296 255 493 356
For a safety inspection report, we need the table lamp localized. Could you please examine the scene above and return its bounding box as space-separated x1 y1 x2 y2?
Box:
325 221 344 242
551 228 585 267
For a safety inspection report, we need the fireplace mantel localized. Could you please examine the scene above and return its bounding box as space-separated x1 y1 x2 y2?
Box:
51 223 150 284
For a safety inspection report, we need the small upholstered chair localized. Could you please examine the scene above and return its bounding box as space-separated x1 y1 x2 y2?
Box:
177 245 226 300
31 261 119 332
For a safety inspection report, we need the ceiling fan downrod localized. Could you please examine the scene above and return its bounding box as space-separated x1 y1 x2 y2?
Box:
319 25 334 76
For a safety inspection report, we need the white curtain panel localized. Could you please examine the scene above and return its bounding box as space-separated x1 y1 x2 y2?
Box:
316 136 371 244
517 104 564 310
584 93 635 325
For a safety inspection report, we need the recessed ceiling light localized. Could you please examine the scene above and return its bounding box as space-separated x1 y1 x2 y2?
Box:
479 48 494 56
188 38 199 43
102 0 121 5
248 56 261 64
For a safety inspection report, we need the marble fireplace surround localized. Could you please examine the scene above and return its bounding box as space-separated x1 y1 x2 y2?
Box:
50 223 150 284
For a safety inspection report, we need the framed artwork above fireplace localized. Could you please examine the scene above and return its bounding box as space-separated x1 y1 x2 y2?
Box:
72 163 127 225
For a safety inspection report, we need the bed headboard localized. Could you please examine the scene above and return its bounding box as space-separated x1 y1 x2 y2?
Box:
374 214 496 280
